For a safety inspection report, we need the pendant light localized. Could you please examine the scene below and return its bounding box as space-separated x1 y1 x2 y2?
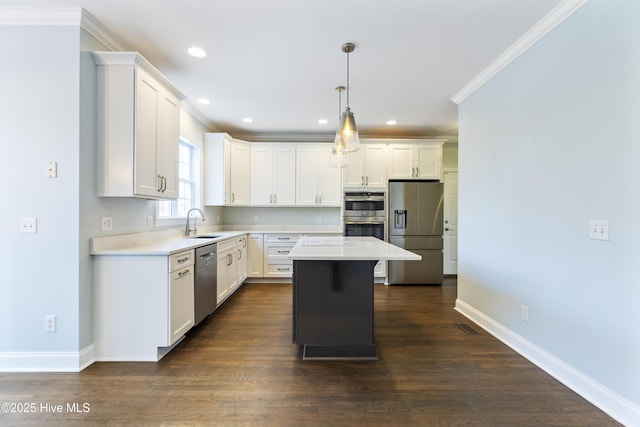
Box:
333 42 360 154
330 86 349 168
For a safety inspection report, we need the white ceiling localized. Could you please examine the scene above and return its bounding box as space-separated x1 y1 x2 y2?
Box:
3 0 565 139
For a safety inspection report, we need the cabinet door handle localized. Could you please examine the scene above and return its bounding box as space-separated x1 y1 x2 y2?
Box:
415 167 419 177
361 176 364 186
270 194 273 203
319 194 322 204
273 194 277 204
157 174 163 192
237 249 242 260
227 253 233 265
231 193 235 203
366 176 369 186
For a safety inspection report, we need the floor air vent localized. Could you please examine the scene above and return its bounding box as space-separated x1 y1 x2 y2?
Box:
456 323 480 335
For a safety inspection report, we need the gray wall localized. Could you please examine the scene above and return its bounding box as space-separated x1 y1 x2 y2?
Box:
0 23 214 362
458 0 639 414
1 25 82 353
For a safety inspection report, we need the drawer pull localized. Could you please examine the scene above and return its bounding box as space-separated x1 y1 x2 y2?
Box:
277 267 291 272
176 257 190 264
177 269 191 277
276 250 290 254
277 237 291 240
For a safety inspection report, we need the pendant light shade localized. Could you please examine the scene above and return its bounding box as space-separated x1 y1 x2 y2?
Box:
330 86 349 168
332 42 360 154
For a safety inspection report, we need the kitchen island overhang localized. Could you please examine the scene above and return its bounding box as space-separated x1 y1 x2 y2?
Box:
288 236 421 360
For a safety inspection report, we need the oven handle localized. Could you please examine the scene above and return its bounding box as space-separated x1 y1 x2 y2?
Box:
344 220 385 225
344 196 385 202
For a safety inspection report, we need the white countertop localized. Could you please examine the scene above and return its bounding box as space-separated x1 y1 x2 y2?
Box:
91 231 246 256
288 237 421 261
90 227 343 256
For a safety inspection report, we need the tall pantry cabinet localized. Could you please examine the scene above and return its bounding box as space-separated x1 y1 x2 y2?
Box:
92 52 184 199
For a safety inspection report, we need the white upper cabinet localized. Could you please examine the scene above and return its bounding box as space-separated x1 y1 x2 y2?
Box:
296 144 341 206
343 143 388 188
204 133 251 206
388 140 444 180
251 144 296 206
93 52 183 199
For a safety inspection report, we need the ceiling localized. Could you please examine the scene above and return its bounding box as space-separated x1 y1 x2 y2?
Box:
3 0 565 139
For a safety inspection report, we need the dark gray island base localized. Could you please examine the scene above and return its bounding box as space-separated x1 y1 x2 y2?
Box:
292 259 378 360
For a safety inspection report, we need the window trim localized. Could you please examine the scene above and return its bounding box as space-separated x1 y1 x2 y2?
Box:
156 137 202 226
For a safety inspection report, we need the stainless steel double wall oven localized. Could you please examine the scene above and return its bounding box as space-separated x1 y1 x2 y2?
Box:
343 191 386 240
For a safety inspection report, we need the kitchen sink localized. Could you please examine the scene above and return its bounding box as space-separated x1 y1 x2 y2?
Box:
187 235 222 239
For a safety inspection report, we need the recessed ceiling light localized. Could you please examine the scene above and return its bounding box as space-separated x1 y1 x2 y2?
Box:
318 119 328 124
187 46 207 58
386 120 397 125
242 118 253 123
197 98 210 105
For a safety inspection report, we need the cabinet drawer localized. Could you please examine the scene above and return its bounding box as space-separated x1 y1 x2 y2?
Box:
217 238 238 253
264 262 294 277
264 233 302 243
170 249 194 272
265 244 295 259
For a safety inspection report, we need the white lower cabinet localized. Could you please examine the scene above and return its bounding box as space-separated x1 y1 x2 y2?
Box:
93 249 195 361
247 233 264 277
216 236 248 304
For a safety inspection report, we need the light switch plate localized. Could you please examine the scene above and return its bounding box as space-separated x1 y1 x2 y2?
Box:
589 220 609 241
47 161 58 178
19 217 37 234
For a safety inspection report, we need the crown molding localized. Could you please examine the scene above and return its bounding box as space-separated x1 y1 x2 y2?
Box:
80 9 124 51
451 0 589 105
181 101 217 132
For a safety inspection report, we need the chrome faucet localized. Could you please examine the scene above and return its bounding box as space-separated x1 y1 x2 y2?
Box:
185 208 205 236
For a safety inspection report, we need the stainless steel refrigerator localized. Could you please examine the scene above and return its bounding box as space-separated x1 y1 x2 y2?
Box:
388 181 443 284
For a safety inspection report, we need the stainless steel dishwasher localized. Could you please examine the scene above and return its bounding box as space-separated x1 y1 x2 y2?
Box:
194 243 217 325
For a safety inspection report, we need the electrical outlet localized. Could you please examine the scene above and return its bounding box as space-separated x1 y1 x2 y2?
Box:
589 220 609 241
45 315 56 332
521 305 529 322
19 217 37 234
101 216 112 231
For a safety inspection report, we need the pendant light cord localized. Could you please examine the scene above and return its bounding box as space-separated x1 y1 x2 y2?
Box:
346 51 350 108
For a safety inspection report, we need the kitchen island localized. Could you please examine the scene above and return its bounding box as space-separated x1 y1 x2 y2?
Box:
288 236 421 360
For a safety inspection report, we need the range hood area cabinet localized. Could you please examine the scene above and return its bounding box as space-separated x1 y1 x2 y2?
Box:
295 144 342 206
92 52 185 199
204 133 251 206
251 144 296 206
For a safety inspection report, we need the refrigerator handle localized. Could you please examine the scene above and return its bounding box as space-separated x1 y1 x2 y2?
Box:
394 210 407 229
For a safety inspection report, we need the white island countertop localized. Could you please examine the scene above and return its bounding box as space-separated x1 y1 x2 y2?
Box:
288 236 421 261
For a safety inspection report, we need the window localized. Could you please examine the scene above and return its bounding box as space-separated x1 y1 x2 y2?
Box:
158 139 196 218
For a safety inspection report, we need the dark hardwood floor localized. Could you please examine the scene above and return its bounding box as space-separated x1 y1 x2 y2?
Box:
1 279 620 426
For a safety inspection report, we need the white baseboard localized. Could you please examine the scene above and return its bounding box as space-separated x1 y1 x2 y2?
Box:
455 298 640 426
0 344 96 372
